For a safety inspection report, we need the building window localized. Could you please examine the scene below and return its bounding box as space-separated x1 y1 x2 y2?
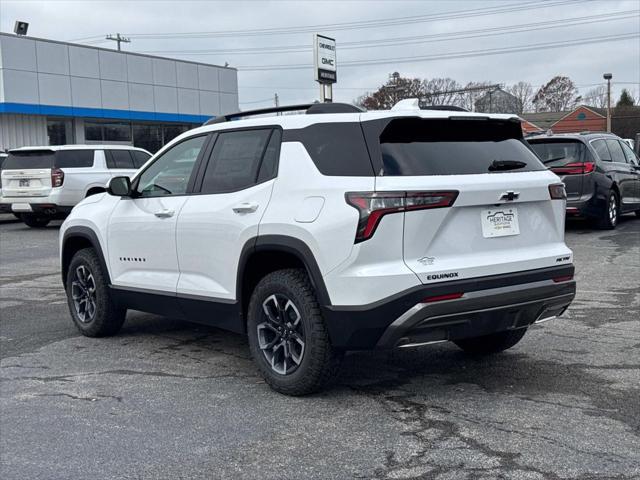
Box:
163 125 190 144
133 124 163 154
47 119 73 145
84 121 132 143
84 120 195 152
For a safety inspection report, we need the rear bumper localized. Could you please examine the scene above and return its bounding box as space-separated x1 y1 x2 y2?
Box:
322 264 575 350
4 201 72 217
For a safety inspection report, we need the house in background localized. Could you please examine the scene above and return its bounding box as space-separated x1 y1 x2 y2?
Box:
474 87 519 113
521 105 639 140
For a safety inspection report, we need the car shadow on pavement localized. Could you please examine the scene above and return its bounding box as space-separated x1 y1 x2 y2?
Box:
117 312 637 436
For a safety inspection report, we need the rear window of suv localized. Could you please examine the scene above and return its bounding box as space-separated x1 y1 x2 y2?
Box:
369 118 544 176
528 139 587 167
3 150 94 169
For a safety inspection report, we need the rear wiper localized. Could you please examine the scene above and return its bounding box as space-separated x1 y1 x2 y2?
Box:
488 160 527 171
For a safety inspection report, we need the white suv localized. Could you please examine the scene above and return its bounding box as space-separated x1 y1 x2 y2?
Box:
1 145 151 227
59 101 576 395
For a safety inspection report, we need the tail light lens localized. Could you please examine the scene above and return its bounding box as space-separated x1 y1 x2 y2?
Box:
421 292 464 303
345 191 458 243
553 274 574 283
51 168 64 187
548 183 566 200
551 162 595 175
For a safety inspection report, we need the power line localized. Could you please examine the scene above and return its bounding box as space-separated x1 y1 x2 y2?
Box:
238 81 638 93
236 32 640 71
118 0 587 39
137 10 638 56
239 97 275 105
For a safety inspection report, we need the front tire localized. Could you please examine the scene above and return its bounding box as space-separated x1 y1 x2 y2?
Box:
596 191 619 229
454 328 528 355
22 214 50 228
65 248 126 337
247 269 341 395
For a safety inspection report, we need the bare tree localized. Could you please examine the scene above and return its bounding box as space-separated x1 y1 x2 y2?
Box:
421 78 461 106
583 85 607 109
533 76 580 112
507 81 533 113
356 72 424 110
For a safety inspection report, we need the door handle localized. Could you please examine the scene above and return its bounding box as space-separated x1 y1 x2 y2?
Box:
232 202 259 213
154 209 175 218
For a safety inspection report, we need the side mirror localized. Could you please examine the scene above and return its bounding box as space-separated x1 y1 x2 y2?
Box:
107 176 132 197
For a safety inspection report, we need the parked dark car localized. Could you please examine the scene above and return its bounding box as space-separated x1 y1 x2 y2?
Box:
527 132 640 229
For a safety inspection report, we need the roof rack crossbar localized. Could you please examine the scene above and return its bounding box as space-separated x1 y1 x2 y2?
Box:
203 102 364 125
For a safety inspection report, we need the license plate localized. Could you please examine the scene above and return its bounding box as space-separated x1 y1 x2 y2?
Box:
19 179 30 187
481 207 520 238
11 203 32 212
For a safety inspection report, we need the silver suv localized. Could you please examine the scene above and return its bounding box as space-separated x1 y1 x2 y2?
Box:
1 145 151 227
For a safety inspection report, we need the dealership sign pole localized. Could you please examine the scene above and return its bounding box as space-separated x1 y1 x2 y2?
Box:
314 34 336 103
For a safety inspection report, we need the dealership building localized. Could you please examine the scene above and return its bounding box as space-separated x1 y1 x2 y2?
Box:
0 32 238 152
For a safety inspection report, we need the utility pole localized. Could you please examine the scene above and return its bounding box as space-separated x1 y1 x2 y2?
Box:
603 73 612 132
274 93 280 115
106 33 130 51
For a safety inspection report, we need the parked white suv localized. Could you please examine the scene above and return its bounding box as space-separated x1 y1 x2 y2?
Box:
60 101 576 395
1 145 151 227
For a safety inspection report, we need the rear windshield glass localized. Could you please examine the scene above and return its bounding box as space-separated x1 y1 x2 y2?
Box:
4 151 56 169
375 118 544 176
3 150 93 169
528 140 586 167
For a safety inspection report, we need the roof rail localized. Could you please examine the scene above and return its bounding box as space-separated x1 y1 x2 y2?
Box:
203 102 364 125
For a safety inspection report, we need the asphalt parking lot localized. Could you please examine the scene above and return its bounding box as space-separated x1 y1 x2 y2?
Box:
1 214 639 480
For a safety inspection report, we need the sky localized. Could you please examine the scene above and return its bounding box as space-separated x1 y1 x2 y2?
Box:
1 0 639 110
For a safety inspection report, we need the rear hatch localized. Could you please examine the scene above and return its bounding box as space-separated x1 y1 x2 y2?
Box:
527 138 592 201
1 150 56 198
363 116 570 283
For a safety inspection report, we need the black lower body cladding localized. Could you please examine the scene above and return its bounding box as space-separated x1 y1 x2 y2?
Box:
322 265 576 350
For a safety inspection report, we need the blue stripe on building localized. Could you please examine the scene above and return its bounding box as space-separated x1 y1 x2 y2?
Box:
0 102 212 124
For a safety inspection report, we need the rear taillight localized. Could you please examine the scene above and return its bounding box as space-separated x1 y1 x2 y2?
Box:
51 168 64 187
345 191 458 243
553 274 574 283
548 183 566 200
551 162 595 175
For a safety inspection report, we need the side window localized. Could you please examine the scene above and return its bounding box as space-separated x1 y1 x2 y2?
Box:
136 135 206 197
257 130 281 183
605 139 626 164
592 140 612 162
620 141 639 166
55 150 94 168
200 129 273 194
108 150 135 169
132 150 151 168
286 123 374 176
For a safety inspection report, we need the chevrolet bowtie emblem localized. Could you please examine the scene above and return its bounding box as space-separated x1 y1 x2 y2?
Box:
500 191 520 201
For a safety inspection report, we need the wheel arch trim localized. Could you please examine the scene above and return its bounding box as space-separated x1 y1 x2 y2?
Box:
61 226 111 286
237 234 331 308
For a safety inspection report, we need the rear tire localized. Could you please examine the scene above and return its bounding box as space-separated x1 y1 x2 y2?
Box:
454 328 528 355
247 269 342 396
65 248 126 337
22 214 50 228
596 191 619 229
